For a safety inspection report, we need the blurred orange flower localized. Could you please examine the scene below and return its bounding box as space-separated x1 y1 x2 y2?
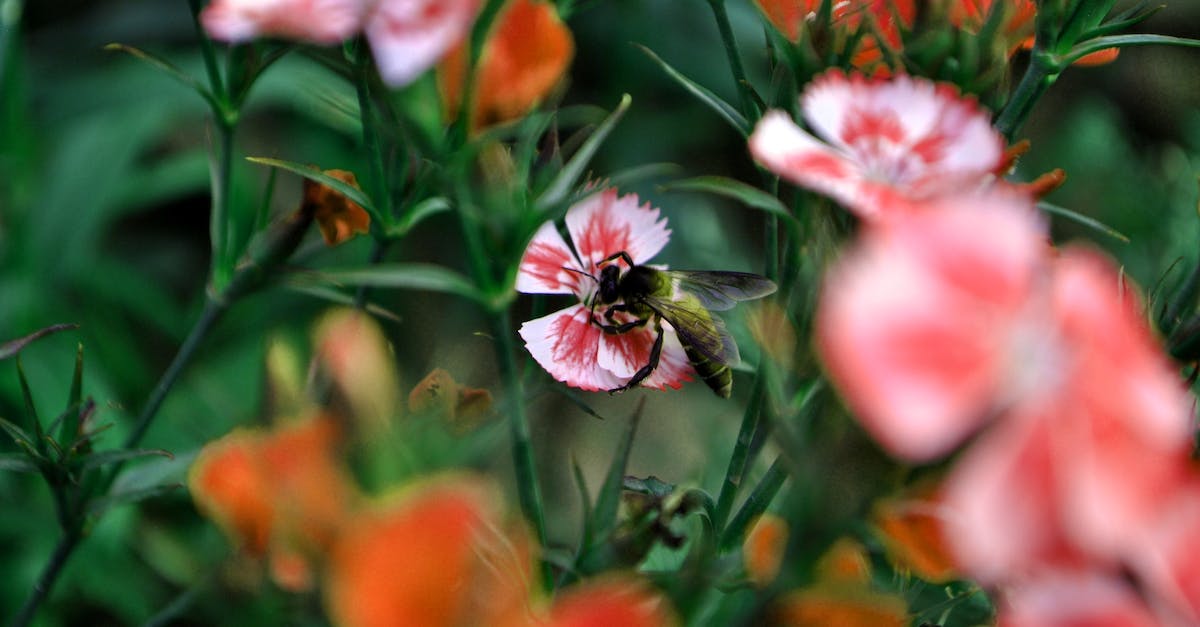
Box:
439 0 573 129
302 169 370 246
325 477 536 627
773 538 907 627
189 414 357 591
872 488 960 583
545 579 676 627
744 514 789 587
314 308 399 433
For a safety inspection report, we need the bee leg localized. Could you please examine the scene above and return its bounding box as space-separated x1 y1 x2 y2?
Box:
600 251 635 268
608 321 664 395
592 303 647 334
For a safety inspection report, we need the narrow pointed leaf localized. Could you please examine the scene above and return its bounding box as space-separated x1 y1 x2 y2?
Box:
89 483 183 515
281 282 403 322
245 157 378 217
572 456 595 547
315 264 486 304
552 387 605 420
0 323 78 360
0 416 35 448
104 44 219 112
16 358 46 455
535 94 632 214
1063 34 1200 65
0 453 39 474
1085 1 1162 39
592 398 646 541
661 176 796 222
719 456 787 550
78 448 174 472
636 45 750 136
60 344 84 446
390 197 451 236
1038 201 1129 243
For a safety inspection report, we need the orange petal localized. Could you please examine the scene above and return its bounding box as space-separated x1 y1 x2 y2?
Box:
773 588 908 627
744 514 789 587
325 477 536 627
872 490 960 583
815 537 872 586
303 169 370 246
547 578 676 627
439 0 573 129
189 430 275 555
315 308 399 433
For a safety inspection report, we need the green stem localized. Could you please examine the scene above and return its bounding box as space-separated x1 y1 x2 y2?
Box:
187 0 227 105
706 0 758 121
713 374 764 533
354 44 394 225
995 53 1059 140
211 120 236 286
491 308 549 585
9 527 81 627
121 298 226 451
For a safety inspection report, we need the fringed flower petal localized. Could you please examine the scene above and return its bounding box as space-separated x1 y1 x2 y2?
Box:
519 305 626 392
566 189 670 268
516 220 583 296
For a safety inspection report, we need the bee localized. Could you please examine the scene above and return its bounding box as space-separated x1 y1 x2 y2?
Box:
582 251 777 398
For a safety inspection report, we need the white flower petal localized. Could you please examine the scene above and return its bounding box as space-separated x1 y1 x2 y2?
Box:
519 305 624 392
565 189 670 269
516 220 585 295
365 0 478 87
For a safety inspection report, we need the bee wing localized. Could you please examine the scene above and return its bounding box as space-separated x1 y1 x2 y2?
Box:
645 294 741 366
671 271 777 311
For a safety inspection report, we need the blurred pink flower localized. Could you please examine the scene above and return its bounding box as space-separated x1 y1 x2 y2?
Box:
815 189 1049 461
516 189 693 392
942 248 1193 583
201 0 478 87
749 70 1005 220
1133 482 1200 624
997 571 1162 627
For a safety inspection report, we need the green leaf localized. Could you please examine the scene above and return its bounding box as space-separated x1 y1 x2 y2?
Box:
314 263 486 304
104 44 220 114
1062 34 1200 66
0 416 35 449
551 387 605 420
718 457 787 550
0 453 38 474
660 176 797 223
535 94 633 214
0 323 78 360
572 456 594 547
16 357 46 455
281 282 403 322
591 398 646 543
60 343 84 447
1038 201 1129 243
245 157 379 218
89 483 183 516
1084 1 1162 39
77 448 174 473
636 44 750 136
390 196 451 237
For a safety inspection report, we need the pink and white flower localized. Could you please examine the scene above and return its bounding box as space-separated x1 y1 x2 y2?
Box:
749 70 1006 220
201 0 478 87
815 189 1049 461
516 189 693 392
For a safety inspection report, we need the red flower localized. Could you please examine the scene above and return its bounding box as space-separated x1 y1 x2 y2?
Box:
516 189 693 393
749 70 1005 221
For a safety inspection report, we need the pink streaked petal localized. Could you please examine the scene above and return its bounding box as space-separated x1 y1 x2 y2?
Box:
1133 483 1200 624
998 570 1163 627
596 324 693 390
1048 248 1193 558
815 192 1047 461
516 221 583 295
201 0 365 43
942 408 1085 584
519 305 624 392
802 70 1003 189
365 0 478 87
749 110 874 216
565 189 670 269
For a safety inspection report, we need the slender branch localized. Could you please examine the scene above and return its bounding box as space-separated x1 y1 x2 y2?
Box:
491 307 550 587
9 528 81 627
995 52 1058 140
706 0 758 121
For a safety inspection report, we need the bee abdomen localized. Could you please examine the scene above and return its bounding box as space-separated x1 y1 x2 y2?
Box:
683 345 732 398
